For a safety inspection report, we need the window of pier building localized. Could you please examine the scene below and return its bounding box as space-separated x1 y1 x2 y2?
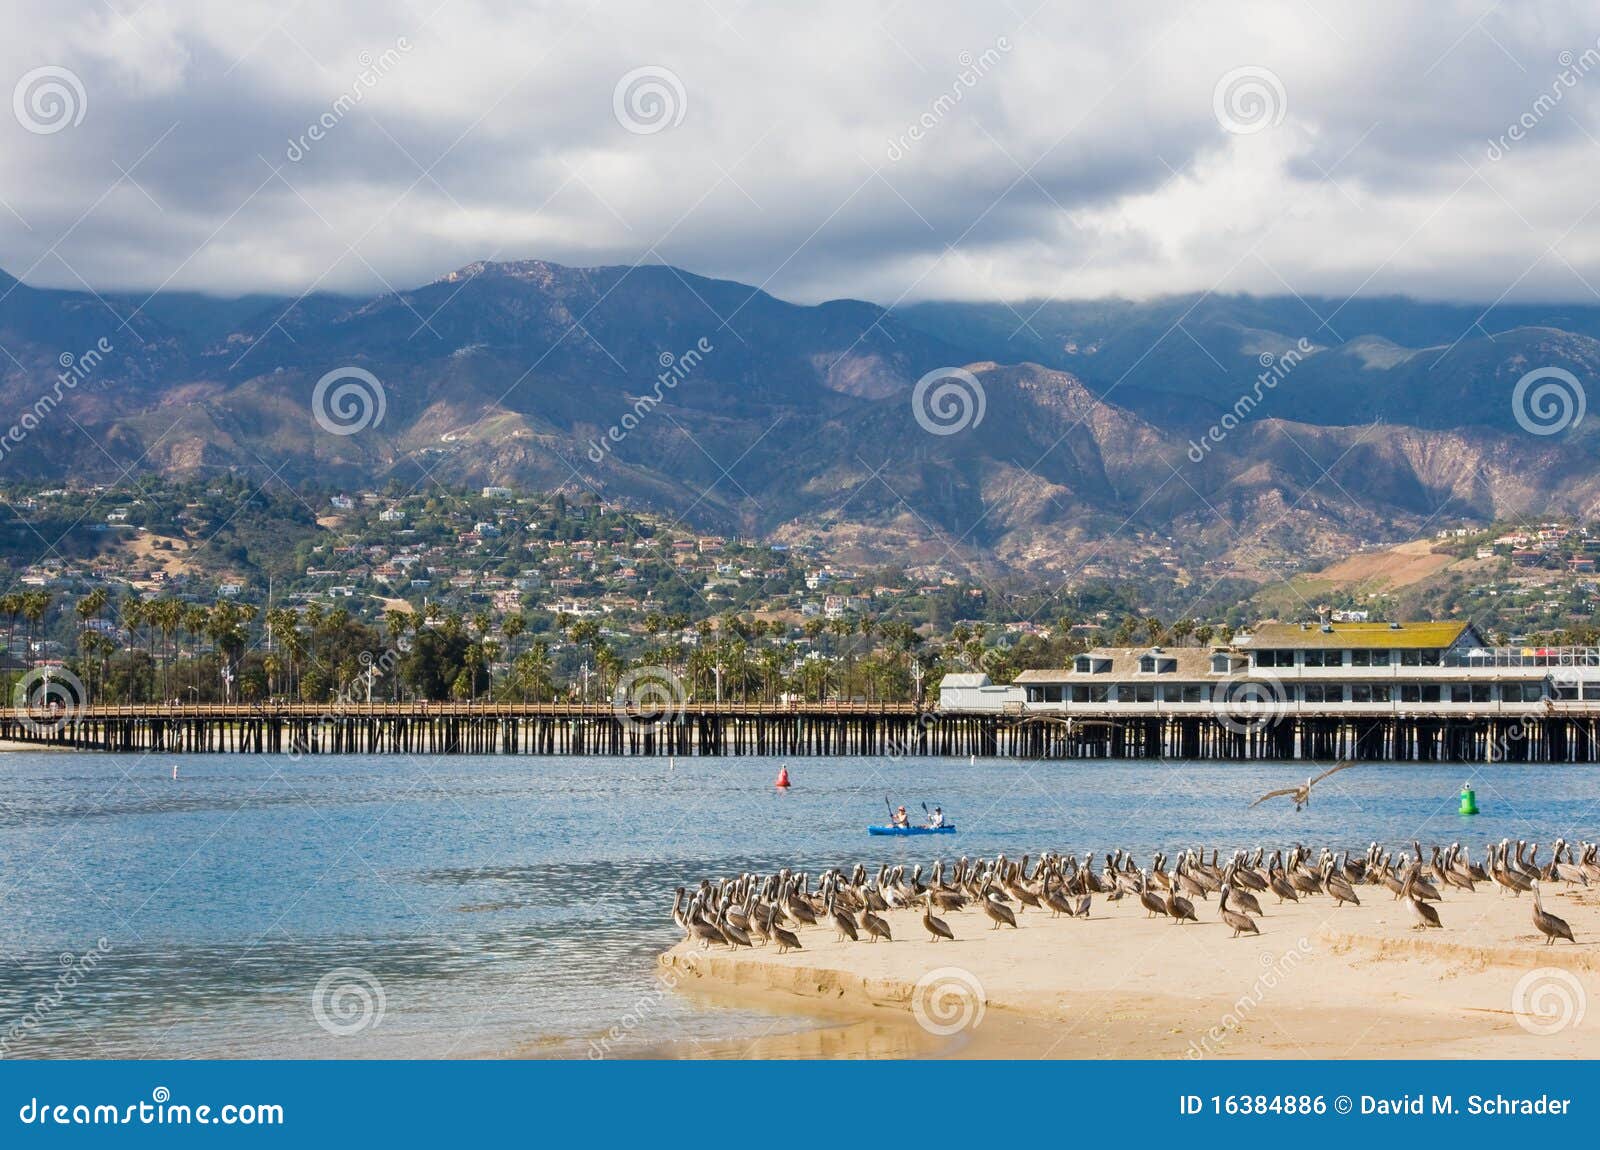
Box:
1024 685 1065 703
1300 683 1342 703
1399 684 1444 703
1252 649 1294 668
1349 684 1392 703
1350 649 1389 667
1070 684 1110 703
1448 684 1493 703
1163 684 1207 703
1398 648 1442 666
1303 649 1344 667
1504 682 1547 702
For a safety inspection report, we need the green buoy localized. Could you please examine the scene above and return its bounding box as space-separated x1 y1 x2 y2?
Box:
1459 782 1479 816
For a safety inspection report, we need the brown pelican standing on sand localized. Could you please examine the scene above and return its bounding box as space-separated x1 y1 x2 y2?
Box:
923 893 955 941
982 887 1019 930
827 893 858 942
858 903 892 943
1165 884 1198 925
767 905 802 954
1248 760 1359 811
1531 881 1575 945
1401 866 1442 930
1218 884 1259 938
1323 860 1361 908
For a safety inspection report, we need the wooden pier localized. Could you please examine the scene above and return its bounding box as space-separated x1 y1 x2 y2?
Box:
4 703 1600 762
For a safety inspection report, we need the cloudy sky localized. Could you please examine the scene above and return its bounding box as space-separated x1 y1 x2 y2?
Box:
4 0 1600 305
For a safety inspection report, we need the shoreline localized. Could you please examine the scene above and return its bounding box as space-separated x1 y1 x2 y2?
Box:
663 881 1600 1058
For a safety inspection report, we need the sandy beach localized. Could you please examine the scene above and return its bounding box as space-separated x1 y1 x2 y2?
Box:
662 879 1600 1058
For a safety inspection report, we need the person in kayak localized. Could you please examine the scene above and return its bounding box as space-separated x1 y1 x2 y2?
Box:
926 806 945 828
891 805 910 828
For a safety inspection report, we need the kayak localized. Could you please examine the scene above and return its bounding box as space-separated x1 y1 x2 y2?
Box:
867 824 957 836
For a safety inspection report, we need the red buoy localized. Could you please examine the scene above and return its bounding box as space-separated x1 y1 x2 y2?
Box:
775 766 791 789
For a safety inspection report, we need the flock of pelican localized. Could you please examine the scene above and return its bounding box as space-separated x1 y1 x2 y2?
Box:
672 837 1594 951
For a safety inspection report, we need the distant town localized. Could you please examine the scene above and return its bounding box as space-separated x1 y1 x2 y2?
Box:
1 476 1599 706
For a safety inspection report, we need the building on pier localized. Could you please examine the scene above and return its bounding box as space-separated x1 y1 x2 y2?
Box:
939 620 1600 718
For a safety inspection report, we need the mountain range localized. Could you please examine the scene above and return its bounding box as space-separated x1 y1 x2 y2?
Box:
3 258 1599 580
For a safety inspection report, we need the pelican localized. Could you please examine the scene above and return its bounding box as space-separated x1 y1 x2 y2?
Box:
1248 760 1359 811
767 905 802 954
1531 881 1575 945
982 887 1019 930
859 903 892 943
1219 884 1259 938
923 893 955 941
1165 884 1198 925
1323 860 1361 908
1401 866 1441 930
827 893 858 943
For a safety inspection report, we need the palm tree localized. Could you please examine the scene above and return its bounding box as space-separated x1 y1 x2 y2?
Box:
155 599 183 701
481 639 501 699
501 614 525 658
0 592 20 695
515 641 553 703
21 591 51 672
182 605 209 697
1194 623 1216 648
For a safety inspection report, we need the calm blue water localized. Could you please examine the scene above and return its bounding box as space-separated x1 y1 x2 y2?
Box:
0 752 1596 1058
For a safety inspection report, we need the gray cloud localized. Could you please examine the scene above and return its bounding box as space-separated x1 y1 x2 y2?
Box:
4 0 1600 306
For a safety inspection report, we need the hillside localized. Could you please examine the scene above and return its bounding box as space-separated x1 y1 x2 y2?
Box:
2 261 1600 578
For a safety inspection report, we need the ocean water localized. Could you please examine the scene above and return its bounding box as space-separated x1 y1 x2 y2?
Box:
0 751 1595 1059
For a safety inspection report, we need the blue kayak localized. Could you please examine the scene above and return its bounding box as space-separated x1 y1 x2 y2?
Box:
868 824 956 836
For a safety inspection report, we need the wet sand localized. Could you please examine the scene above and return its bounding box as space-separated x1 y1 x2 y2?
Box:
662 880 1600 1058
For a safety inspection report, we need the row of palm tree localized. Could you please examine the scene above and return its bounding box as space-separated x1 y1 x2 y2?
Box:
26 586 1248 706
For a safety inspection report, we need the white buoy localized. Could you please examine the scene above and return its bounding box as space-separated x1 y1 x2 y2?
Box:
171 764 178 781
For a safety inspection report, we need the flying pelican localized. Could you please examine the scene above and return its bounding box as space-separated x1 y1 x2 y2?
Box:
1248 760 1359 811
